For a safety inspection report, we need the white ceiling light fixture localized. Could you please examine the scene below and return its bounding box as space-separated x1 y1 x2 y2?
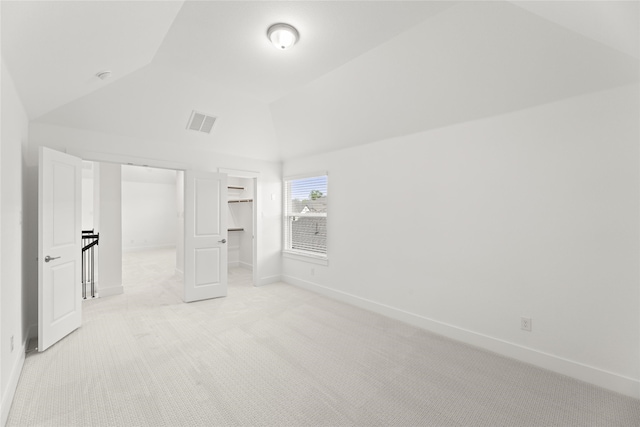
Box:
267 23 299 50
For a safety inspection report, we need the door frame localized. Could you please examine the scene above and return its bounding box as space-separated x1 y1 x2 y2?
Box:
219 168 260 287
67 149 260 290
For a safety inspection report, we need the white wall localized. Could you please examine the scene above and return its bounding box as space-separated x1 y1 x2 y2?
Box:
0 61 29 425
81 162 95 231
96 163 123 297
121 166 177 252
270 1 638 160
81 179 94 230
282 83 640 398
175 171 184 278
26 122 282 300
0 61 3 427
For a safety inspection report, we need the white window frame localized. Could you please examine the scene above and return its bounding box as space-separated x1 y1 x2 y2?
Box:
283 172 328 265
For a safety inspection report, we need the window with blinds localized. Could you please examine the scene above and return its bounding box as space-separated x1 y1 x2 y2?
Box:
284 174 328 258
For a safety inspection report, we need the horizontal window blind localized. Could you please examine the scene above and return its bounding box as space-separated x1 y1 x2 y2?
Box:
284 175 328 257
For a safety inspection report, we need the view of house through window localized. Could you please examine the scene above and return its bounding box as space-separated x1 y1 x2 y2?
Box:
284 174 328 257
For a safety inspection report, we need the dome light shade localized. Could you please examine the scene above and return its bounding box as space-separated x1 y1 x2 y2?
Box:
267 23 299 50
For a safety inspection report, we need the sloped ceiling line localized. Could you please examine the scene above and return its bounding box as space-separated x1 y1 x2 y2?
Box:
3 1 638 162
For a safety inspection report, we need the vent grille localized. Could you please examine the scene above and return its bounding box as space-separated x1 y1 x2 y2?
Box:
187 111 217 134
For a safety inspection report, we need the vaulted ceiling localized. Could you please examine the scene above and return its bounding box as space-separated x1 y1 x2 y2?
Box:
2 1 638 162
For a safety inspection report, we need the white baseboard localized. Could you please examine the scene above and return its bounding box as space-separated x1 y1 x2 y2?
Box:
175 268 183 280
99 285 123 297
282 275 640 399
258 275 282 287
1 338 26 426
229 261 253 271
122 244 175 253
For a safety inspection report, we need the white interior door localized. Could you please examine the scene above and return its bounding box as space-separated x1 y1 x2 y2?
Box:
38 147 82 352
184 170 228 302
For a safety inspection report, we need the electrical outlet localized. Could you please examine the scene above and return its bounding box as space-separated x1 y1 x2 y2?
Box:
310 268 315 276
10 335 14 352
521 317 532 332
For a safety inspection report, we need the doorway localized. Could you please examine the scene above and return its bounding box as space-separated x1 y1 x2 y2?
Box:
39 148 262 352
80 159 260 300
120 164 179 296
227 176 255 287
81 162 181 298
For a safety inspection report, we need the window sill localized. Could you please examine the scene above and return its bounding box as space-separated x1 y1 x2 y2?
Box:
282 250 329 266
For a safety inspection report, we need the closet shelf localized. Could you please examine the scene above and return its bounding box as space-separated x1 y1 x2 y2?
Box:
228 228 244 232
228 199 253 204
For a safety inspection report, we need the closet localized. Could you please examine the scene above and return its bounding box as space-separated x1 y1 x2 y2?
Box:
227 177 254 271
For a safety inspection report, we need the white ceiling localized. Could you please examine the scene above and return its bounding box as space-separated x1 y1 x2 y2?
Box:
153 0 455 103
513 1 639 59
31 63 282 161
271 1 639 159
2 1 638 162
1 0 184 119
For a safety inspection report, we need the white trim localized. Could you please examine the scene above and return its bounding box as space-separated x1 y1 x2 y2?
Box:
289 212 326 218
122 244 175 253
283 173 329 262
99 285 123 297
239 261 253 271
283 171 329 181
1 340 25 426
228 261 241 268
66 149 188 171
218 168 260 179
175 268 184 280
258 275 282 287
282 275 640 399
282 250 328 265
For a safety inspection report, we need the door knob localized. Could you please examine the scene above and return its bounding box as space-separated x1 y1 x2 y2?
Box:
44 255 60 263
219 239 226 244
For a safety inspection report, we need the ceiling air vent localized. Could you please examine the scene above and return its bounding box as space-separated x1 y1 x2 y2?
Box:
187 110 217 134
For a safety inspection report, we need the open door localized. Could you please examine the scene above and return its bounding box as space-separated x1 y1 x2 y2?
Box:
183 170 228 302
38 147 82 352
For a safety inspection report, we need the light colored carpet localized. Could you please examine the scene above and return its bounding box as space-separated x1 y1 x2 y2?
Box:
7 249 640 426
